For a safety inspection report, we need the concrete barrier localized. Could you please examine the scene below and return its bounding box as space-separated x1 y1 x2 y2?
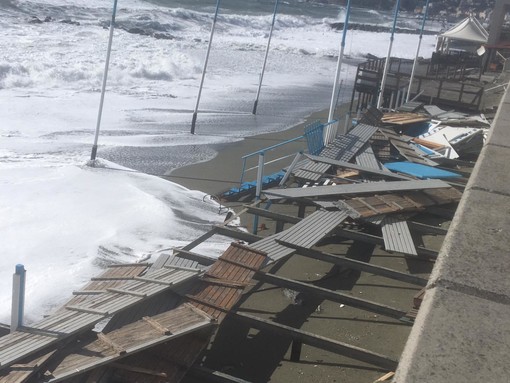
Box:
394 80 510 382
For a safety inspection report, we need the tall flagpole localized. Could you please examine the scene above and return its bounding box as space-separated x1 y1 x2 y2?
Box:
376 0 401 109
91 0 118 161
252 0 279 115
406 0 430 102
328 0 351 123
191 0 221 134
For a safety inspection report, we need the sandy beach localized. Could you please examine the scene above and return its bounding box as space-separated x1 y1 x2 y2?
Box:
163 104 447 383
163 104 352 198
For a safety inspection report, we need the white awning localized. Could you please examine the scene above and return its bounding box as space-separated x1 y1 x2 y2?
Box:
440 16 488 44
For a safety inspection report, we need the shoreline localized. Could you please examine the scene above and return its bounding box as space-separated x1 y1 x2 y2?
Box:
163 102 352 197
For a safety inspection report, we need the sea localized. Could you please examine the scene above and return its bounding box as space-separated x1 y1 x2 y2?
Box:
0 0 440 323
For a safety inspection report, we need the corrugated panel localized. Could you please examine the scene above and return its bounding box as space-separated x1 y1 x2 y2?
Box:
355 143 389 172
381 216 417 255
0 267 202 370
264 179 450 200
278 210 349 248
250 233 295 263
423 105 467 119
250 210 348 262
321 123 378 162
397 101 424 113
44 304 213 382
303 155 407 181
293 123 378 182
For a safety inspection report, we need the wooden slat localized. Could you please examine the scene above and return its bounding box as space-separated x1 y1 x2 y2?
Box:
97 333 126 355
234 312 398 370
45 304 213 382
293 123 378 181
142 317 172 336
256 272 408 319
265 179 451 200
277 241 427 286
0 268 201 370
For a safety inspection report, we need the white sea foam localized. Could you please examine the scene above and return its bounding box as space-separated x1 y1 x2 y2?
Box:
0 0 439 324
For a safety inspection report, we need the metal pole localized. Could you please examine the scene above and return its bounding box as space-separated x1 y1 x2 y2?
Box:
91 0 118 161
253 0 279 115
11 264 26 333
328 0 351 123
191 0 221 134
376 0 401 109
252 153 265 234
406 0 430 102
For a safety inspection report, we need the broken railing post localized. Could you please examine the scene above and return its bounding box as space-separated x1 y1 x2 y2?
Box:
290 340 303 361
252 153 265 234
11 264 26 333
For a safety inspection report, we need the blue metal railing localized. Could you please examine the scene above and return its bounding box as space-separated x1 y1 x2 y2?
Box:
304 120 325 155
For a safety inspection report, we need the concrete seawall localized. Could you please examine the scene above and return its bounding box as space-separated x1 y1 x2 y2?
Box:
394 83 510 380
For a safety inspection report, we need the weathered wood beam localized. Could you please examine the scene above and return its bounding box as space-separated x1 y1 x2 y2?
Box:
255 271 408 319
172 248 216 266
244 205 301 224
213 225 262 243
233 312 399 370
305 154 411 180
276 241 427 287
407 221 448 235
424 206 457 219
110 362 168 378
334 227 438 259
182 227 219 251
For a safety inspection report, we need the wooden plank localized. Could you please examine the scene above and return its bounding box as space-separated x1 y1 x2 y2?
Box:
333 226 437 259
109 362 168 378
234 312 398 370
65 306 109 316
293 123 378 182
181 227 219 252
185 295 230 313
276 241 427 286
305 154 409 180
213 258 260 273
172 248 216 266
45 305 214 382
373 371 395 382
255 272 408 319
97 333 126 355
244 206 301 224
278 210 349 249
0 268 201 370
107 263 151 268
213 225 261 243
106 288 147 298
355 143 389 172
202 277 251 289
264 179 451 200
142 317 172 336
72 290 104 296
0 350 56 383
407 221 448 235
